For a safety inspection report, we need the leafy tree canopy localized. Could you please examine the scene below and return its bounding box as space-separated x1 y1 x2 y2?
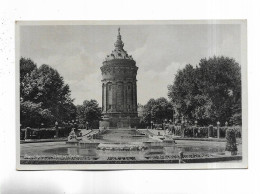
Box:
20 57 76 127
20 57 37 82
142 97 173 124
76 99 102 128
168 56 241 126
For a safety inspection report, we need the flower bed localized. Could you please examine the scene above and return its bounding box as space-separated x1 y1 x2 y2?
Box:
23 154 98 161
145 153 212 160
98 145 147 151
107 157 136 161
145 155 179 160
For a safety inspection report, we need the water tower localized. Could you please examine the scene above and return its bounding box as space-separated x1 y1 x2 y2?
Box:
100 28 139 128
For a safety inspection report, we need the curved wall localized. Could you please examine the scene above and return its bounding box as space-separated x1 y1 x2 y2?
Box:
101 59 138 115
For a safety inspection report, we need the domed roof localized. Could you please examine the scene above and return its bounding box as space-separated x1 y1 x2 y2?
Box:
104 28 134 61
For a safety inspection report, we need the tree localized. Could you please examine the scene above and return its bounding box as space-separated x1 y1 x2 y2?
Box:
167 64 200 121
168 56 241 125
34 64 76 122
76 100 102 129
20 100 54 127
142 97 173 124
20 57 37 82
20 57 76 127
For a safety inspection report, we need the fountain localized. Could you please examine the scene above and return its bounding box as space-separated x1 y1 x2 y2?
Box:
66 128 100 157
66 128 79 146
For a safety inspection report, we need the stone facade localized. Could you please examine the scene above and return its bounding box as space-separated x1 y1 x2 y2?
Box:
100 28 139 128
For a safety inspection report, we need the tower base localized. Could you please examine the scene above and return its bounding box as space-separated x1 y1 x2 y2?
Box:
99 114 140 129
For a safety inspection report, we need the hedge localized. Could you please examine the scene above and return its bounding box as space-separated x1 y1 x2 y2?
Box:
225 129 238 152
20 126 73 140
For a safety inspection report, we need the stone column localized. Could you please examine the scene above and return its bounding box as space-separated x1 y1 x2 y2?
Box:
135 82 137 112
102 83 104 112
209 125 213 138
112 82 117 112
128 82 133 111
103 83 107 112
123 82 127 112
126 82 132 112
132 82 137 112
25 127 30 140
217 121 220 139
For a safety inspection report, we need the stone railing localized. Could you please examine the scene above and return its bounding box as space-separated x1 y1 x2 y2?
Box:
166 125 242 139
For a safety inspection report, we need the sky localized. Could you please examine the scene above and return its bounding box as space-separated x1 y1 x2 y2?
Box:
19 24 241 105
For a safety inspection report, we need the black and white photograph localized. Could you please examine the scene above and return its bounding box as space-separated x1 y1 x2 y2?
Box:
16 20 247 170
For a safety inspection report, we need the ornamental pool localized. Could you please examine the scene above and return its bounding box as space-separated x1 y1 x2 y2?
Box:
21 140 242 161
20 129 242 163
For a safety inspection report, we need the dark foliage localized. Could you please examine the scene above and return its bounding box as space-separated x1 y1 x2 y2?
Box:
141 97 173 125
76 99 102 129
20 57 76 128
225 129 238 152
168 56 241 126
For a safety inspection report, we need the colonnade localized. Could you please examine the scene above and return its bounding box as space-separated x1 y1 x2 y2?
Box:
102 80 137 113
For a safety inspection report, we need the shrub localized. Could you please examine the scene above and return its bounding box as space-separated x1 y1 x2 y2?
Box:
21 126 72 139
225 129 238 152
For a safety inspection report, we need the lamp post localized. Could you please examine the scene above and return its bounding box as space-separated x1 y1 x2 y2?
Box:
225 121 228 127
86 121 89 130
194 120 197 137
225 121 228 138
217 121 220 139
55 121 59 138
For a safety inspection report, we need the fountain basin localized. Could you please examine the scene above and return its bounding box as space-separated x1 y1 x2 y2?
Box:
79 141 100 148
66 141 79 146
142 141 165 155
